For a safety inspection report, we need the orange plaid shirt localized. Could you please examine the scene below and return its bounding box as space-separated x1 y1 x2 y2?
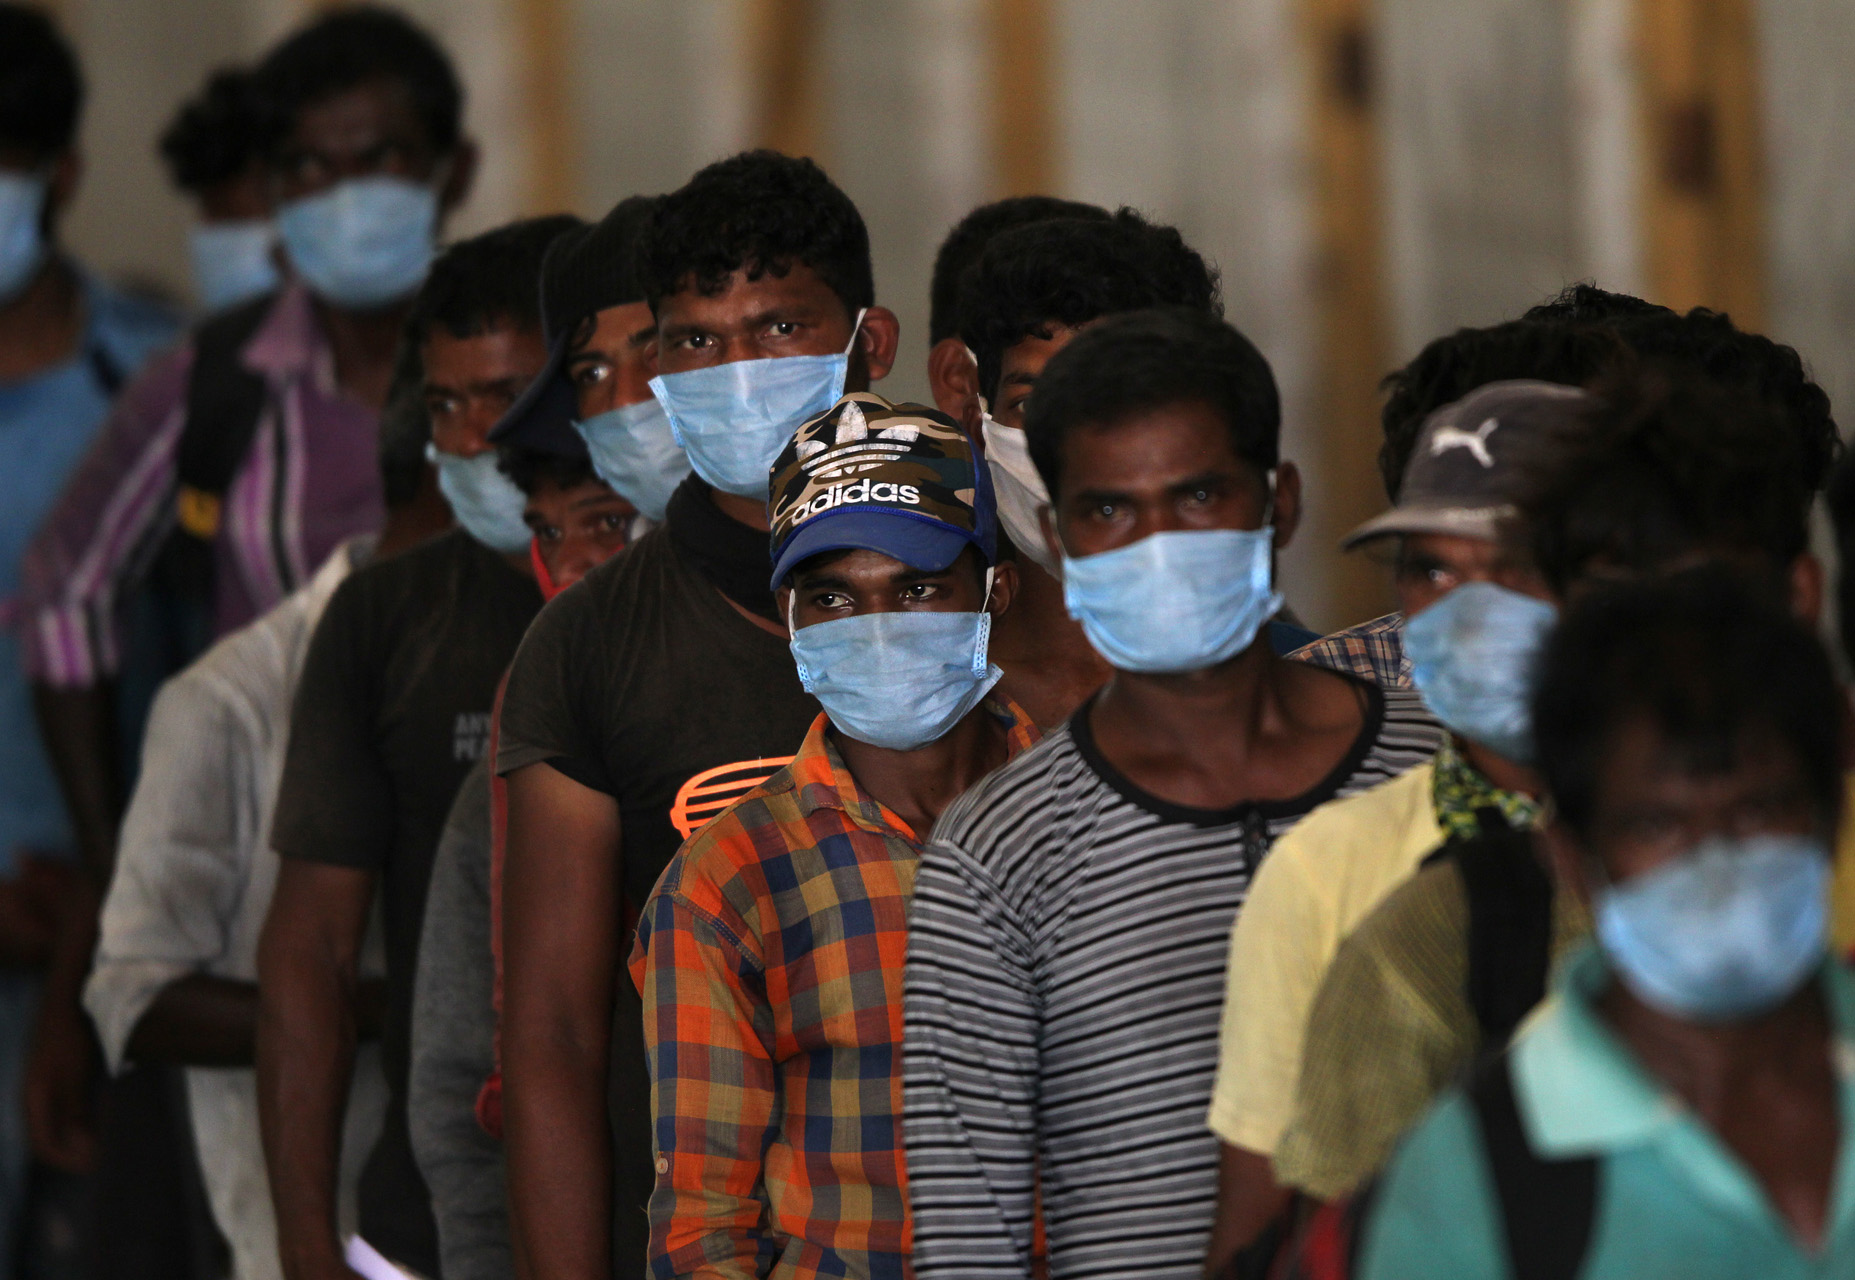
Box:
630 701 1038 1280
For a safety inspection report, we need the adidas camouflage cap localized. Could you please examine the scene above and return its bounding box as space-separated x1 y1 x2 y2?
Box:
768 392 996 589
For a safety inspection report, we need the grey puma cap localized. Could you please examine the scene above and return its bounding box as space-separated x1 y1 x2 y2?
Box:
1342 380 1590 549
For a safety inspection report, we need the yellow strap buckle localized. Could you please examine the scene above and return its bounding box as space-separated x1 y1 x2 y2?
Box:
176 485 222 540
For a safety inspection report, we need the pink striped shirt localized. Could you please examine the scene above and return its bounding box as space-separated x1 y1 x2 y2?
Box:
21 285 384 687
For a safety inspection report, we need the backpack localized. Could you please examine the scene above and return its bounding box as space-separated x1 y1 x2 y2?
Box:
138 292 279 676
1273 812 1599 1280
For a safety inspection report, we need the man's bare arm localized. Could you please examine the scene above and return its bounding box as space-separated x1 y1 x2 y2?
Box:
1203 1143 1297 1279
503 762 621 1280
257 860 375 1280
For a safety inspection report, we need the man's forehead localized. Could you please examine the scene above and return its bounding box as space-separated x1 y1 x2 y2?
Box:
287 77 426 151
999 322 1080 383
661 262 843 321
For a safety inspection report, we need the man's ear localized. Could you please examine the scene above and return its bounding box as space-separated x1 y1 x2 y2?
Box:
928 337 980 424
1270 460 1303 550
986 560 1020 616
438 139 479 216
44 150 80 227
853 306 901 385
1789 551 1824 626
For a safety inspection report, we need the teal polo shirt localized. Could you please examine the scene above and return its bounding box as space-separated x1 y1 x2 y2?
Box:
1359 944 1855 1280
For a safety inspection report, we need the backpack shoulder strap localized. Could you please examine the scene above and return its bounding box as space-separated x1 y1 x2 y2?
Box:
175 292 277 540
1452 808 1555 1047
1468 1053 1599 1280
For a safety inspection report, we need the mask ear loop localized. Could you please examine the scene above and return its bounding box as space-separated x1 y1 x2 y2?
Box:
845 307 869 356
973 565 999 677
1262 468 1278 530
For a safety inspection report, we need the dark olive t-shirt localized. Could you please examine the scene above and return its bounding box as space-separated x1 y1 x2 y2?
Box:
495 481 819 1278
272 528 542 1277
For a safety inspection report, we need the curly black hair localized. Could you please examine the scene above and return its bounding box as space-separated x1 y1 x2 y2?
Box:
927 196 1107 346
1517 361 1811 599
1522 281 1672 326
1025 307 1277 499
160 67 264 193
495 445 598 497
958 209 1221 407
0 3 81 160
405 214 582 348
1534 565 1842 845
253 6 462 161
640 150 871 318
1606 306 1841 493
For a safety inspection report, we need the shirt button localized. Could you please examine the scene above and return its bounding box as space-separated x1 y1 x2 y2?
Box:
656 1157 669 1174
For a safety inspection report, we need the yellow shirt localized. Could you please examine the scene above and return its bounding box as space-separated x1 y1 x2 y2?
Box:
1833 774 1855 949
1205 763 1443 1154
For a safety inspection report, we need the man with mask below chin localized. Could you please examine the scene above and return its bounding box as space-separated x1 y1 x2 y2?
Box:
258 215 569 1280
18 9 476 1185
632 393 1036 1279
1200 380 1582 1272
1269 366 1853 1217
902 308 1441 1280
160 66 281 315
496 149 899 1280
1349 567 1855 1279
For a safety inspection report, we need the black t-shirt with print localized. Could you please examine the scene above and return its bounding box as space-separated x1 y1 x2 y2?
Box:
273 528 542 1277
496 478 819 1277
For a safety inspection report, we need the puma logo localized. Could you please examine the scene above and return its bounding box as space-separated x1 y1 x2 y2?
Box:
1429 417 1499 468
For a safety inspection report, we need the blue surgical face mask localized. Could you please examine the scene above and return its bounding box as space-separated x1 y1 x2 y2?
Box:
190 219 281 312
1595 833 1829 1022
1061 526 1283 674
0 170 49 305
1404 581 1557 764
648 309 866 499
277 175 438 309
788 575 1002 751
426 443 533 555
574 396 689 521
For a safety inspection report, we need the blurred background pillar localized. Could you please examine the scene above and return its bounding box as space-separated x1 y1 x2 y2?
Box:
1637 0 1765 327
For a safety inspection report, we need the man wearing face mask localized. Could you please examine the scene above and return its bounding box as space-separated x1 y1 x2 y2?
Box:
497 150 899 1280
632 393 1034 1279
1350 567 1855 1279
19 10 475 1178
1200 381 1583 1271
902 309 1441 1280
410 375 642 1280
258 217 566 1280
952 210 1315 729
1270 366 1841 1211
0 5 183 1271
161 67 280 314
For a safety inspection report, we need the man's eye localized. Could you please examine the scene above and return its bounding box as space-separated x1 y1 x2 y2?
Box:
903 583 937 601
678 334 713 351
572 363 610 388
770 321 797 337
427 397 458 418
1184 487 1214 506
598 513 627 533
1089 501 1119 521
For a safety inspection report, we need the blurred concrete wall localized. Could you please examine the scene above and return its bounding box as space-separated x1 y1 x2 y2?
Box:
42 0 1855 632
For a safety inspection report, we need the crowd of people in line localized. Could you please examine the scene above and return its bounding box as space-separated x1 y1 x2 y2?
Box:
3 5 1854 1280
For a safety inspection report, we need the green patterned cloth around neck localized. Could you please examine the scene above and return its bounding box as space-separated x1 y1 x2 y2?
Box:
1429 734 1543 842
